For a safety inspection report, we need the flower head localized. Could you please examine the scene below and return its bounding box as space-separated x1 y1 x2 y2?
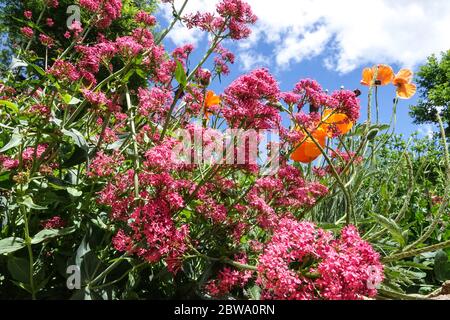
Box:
361 64 394 86
291 127 327 164
393 69 417 99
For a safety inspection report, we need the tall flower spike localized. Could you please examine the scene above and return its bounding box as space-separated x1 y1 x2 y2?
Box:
361 64 394 86
393 69 417 99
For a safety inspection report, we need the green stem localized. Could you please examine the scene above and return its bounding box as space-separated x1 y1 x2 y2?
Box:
19 198 36 300
156 0 189 45
402 113 450 251
126 87 141 200
383 239 450 263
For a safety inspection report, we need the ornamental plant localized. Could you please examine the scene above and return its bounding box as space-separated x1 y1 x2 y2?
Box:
0 0 449 300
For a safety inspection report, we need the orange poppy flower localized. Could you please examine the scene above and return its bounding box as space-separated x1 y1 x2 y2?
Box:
393 69 417 99
322 109 354 137
291 128 327 163
204 90 221 119
361 64 394 86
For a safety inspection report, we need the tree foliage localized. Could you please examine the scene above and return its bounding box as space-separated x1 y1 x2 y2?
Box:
410 50 450 134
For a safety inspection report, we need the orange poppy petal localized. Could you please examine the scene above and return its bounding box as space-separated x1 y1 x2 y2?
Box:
376 64 394 86
205 91 221 108
396 83 417 99
394 69 413 83
322 110 353 136
361 67 374 86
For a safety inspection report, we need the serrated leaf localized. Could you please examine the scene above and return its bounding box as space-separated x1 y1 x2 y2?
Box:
0 237 26 255
31 227 76 245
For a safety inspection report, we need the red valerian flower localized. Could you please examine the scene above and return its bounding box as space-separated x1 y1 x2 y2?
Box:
24 11 32 20
257 218 383 300
41 216 66 229
20 27 34 39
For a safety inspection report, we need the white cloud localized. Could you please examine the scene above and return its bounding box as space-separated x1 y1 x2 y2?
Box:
417 124 435 139
239 51 270 71
161 0 450 73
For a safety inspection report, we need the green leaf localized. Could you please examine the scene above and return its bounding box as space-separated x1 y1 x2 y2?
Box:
246 285 261 300
62 94 81 105
7 256 30 284
20 196 47 211
62 145 88 169
0 237 26 255
0 132 22 153
434 250 450 282
67 187 82 197
371 213 406 247
62 128 88 151
175 61 187 87
0 100 19 113
31 227 76 245
135 68 147 79
28 63 46 76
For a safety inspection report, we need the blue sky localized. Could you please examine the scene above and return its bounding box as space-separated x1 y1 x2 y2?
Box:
158 0 450 138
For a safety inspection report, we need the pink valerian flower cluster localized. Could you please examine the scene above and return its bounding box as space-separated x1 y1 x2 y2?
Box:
24 11 32 20
330 90 361 123
20 27 34 39
79 0 123 28
247 165 328 230
183 0 257 40
73 28 166 86
88 151 124 178
28 104 51 118
135 11 156 26
172 44 195 65
222 68 281 129
46 18 54 27
288 80 360 120
39 34 55 48
68 21 83 38
216 0 257 39
205 254 254 298
315 225 384 299
293 79 331 111
257 218 383 300
111 199 190 274
137 87 173 118
45 0 59 8
1 145 48 171
41 216 66 229
331 150 363 165
214 44 235 76
48 60 80 82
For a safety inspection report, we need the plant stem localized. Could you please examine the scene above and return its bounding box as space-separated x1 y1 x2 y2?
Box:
383 239 450 263
402 114 450 251
19 199 36 300
126 87 141 200
156 0 189 45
